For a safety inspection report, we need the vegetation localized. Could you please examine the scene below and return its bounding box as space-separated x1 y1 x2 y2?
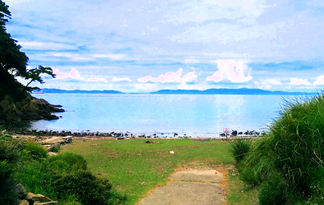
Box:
49 144 61 152
227 169 259 205
60 138 237 204
230 139 252 164
235 94 324 204
0 0 28 101
0 134 23 204
0 0 59 124
1 1 56 101
0 134 125 205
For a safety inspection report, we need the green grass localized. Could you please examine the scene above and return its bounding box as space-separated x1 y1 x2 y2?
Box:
61 138 237 204
227 169 259 205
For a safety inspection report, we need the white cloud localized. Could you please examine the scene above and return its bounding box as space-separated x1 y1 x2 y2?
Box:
93 54 126 60
253 79 283 90
53 68 82 80
165 0 269 24
112 77 132 82
169 21 287 44
254 81 273 90
206 60 252 83
20 41 77 50
204 52 254 59
290 78 311 86
314 75 324 85
138 68 198 83
88 78 107 82
269 80 282 85
46 52 93 61
134 83 157 91
184 58 200 64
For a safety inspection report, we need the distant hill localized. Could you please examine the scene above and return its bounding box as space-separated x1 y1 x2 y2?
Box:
150 88 315 95
36 88 316 95
40 88 123 94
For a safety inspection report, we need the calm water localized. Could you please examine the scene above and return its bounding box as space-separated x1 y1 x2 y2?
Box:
29 94 305 137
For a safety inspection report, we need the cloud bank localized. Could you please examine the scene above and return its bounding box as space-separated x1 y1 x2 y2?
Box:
206 60 252 83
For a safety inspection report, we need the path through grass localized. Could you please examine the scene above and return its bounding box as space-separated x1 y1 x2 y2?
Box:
61 138 252 204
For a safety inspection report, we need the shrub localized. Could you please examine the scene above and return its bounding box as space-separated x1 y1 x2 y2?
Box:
258 172 288 205
49 144 60 152
48 152 87 173
238 94 324 204
230 139 251 164
16 152 126 204
22 141 48 159
15 159 56 199
52 170 125 205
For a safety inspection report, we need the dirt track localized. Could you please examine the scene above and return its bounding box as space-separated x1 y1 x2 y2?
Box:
138 169 226 205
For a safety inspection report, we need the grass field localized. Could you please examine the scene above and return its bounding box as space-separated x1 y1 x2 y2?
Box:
60 138 258 205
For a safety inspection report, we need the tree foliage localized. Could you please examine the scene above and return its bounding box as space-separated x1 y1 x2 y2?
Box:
0 0 28 78
0 1 53 101
24 66 56 93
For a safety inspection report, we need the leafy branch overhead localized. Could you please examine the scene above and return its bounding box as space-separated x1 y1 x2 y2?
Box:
24 66 56 93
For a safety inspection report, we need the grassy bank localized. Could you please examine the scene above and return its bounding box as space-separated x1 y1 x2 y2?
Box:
60 138 256 204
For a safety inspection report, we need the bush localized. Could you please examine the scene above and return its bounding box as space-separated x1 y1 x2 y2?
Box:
16 152 126 204
49 144 60 152
15 159 55 198
238 94 324 204
230 139 251 164
0 133 125 204
52 170 125 205
48 152 87 173
258 172 288 205
22 141 48 160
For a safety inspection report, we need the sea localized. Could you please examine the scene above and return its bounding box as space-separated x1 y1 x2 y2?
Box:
28 93 312 137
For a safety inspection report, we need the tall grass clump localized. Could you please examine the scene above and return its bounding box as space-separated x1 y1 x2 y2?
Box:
239 94 324 204
0 134 22 204
230 139 252 164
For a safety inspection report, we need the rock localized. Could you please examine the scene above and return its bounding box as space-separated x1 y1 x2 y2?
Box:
0 96 64 123
48 152 58 156
15 184 27 200
18 199 29 205
34 201 59 205
145 141 157 144
26 193 52 203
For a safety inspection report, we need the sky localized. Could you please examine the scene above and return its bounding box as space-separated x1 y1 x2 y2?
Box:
4 0 324 93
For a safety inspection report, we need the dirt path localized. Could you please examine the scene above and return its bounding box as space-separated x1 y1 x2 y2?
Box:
138 169 227 205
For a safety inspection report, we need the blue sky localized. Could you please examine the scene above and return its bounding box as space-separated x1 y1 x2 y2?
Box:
4 0 324 92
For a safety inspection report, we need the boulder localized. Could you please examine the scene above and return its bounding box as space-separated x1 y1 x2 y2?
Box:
18 199 29 205
15 184 27 200
26 193 52 203
48 152 58 156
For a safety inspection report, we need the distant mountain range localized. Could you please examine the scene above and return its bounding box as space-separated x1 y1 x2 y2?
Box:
150 88 316 95
35 88 316 95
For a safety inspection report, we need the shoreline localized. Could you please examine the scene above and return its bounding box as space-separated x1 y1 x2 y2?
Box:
6 129 264 139
4 127 265 139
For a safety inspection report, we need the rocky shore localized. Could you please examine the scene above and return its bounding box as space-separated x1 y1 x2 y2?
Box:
0 95 64 123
